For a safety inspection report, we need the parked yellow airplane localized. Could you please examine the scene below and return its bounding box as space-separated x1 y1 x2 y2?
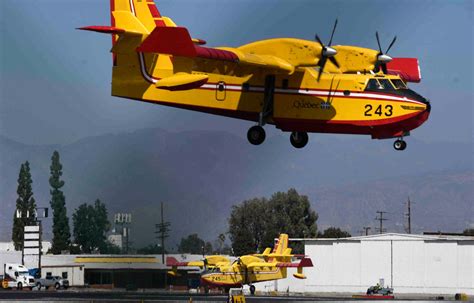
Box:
80 0 430 150
166 234 313 294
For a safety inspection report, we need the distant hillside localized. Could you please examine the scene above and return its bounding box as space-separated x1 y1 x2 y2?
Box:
309 170 474 235
0 129 472 248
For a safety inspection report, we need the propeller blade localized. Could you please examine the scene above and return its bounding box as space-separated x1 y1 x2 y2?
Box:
375 31 382 54
317 57 328 81
329 56 340 68
315 34 324 46
328 19 338 46
385 36 397 54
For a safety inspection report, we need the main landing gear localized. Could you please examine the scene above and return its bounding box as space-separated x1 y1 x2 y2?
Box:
247 75 274 146
247 126 266 145
393 138 407 151
249 284 256 295
290 131 309 148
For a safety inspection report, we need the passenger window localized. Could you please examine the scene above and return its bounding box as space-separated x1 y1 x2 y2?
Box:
62 272 68 279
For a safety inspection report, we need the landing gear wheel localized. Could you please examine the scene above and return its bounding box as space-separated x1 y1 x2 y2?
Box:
290 132 309 149
247 126 266 145
17 282 23 290
393 139 407 151
249 284 256 295
36 282 41 290
55 283 60 290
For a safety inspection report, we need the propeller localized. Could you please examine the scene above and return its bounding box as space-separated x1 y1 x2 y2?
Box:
315 19 340 81
375 31 397 74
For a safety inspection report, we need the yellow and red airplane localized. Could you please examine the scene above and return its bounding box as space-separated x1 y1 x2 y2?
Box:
166 234 313 294
80 0 430 150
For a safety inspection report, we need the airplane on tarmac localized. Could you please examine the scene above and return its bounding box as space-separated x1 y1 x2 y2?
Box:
80 0 430 150
166 234 313 295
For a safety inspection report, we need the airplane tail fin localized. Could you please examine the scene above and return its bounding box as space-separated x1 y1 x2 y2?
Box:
273 234 289 255
111 0 168 33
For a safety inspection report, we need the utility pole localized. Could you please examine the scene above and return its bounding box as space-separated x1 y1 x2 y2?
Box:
363 226 371 236
155 202 171 289
405 197 412 234
375 211 388 234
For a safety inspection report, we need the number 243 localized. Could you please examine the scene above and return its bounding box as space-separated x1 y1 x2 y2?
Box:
364 104 393 117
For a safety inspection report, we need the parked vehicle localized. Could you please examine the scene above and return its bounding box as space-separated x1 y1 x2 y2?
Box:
3 264 36 290
35 275 69 290
366 283 393 295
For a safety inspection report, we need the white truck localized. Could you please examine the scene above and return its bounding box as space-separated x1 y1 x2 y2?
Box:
3 263 36 290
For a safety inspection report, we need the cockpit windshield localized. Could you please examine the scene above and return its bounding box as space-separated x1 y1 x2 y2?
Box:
391 79 407 89
365 78 395 91
203 267 221 274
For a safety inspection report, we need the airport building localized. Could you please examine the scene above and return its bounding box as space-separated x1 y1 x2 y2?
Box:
257 233 474 295
1 233 473 295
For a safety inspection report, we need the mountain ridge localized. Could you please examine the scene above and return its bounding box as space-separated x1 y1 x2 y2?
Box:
0 129 472 248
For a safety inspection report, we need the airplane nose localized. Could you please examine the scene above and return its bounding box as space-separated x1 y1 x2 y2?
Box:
425 101 431 113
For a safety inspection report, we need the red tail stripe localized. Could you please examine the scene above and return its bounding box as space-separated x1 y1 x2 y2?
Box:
148 3 161 17
154 19 166 27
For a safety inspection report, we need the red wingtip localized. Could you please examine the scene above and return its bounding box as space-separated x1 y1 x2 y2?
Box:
166 256 179 266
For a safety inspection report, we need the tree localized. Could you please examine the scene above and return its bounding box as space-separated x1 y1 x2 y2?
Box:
463 228 474 236
11 162 37 250
177 234 212 255
228 189 318 255
72 199 110 253
137 244 166 254
318 227 352 238
228 198 269 255
214 233 226 254
264 189 318 253
49 151 71 254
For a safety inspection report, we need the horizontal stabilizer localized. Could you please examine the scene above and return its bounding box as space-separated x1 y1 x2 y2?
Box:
156 73 209 91
276 257 313 268
77 26 126 34
137 26 197 57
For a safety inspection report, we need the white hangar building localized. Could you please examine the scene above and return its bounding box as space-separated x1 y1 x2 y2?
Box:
256 233 473 295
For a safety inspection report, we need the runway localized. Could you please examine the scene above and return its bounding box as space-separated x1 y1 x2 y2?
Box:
0 289 459 302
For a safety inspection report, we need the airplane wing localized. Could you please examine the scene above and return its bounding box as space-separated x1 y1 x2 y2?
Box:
166 256 205 268
135 26 298 74
246 257 313 269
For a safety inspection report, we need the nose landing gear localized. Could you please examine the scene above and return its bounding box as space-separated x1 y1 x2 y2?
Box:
393 139 407 151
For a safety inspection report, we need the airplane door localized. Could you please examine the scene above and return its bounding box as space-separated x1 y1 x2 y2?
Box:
215 81 226 101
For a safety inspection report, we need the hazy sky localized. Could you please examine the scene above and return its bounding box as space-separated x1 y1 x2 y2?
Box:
1 0 472 145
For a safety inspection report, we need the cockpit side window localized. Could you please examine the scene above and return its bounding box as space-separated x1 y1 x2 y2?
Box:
366 79 381 90
391 79 407 89
378 79 395 90
365 78 395 91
